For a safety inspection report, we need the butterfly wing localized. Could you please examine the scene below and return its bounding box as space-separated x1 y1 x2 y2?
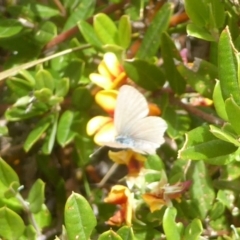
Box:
116 116 168 154
114 85 149 135
103 85 168 155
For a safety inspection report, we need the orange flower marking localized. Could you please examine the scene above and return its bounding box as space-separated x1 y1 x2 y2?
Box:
148 103 161 116
104 185 133 226
89 52 127 90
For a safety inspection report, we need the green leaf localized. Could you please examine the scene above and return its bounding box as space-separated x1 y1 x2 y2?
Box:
210 0 226 29
0 157 19 188
27 179 45 213
185 0 208 27
225 97 240 135
0 125 8 136
118 15 131 49
4 182 20 199
117 226 134 240
186 23 215 41
213 80 228 121
184 219 203 240
216 190 232 209
145 155 165 171
57 110 77 147
72 87 93 110
41 113 59 154
34 88 53 103
134 229 161 239
34 21 57 45
35 69 55 91
78 20 102 49
13 96 32 107
27 3 60 18
7 77 33 97
218 28 240 105
94 13 118 45
0 207 25 240
63 0 95 31
63 59 85 88
187 161 215 219
64 192 96 240
209 201 225 220
209 125 240 146
164 107 191 139
0 19 23 38
0 46 84 81
179 126 238 163
18 70 35 86
55 78 69 97
177 58 217 98
102 44 125 57
5 104 48 121
23 114 53 152
34 204 52 229
163 207 181 240
161 32 186 94
137 3 172 59
74 134 94 167
123 60 165 90
98 230 123 240
21 225 37 240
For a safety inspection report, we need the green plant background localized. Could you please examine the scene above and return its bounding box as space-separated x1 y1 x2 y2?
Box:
0 0 240 239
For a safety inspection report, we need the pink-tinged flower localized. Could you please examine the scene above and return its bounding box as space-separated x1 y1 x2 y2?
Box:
89 52 127 90
142 180 191 212
104 185 134 226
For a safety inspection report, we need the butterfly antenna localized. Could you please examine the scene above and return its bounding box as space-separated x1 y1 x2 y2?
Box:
89 146 105 158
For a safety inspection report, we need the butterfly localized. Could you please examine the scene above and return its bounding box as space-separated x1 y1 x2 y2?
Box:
102 85 167 155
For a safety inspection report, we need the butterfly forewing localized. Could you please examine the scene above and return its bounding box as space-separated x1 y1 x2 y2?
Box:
114 85 149 135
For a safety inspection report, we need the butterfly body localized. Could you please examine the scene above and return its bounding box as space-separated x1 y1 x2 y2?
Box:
102 85 167 155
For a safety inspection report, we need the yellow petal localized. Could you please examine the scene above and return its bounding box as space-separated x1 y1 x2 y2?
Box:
108 150 133 164
94 121 115 144
98 61 113 79
142 194 165 212
104 185 129 204
95 90 118 114
89 73 112 89
86 116 112 136
104 52 122 77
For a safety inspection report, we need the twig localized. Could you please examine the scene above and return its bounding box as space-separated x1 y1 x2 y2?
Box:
53 0 66 17
170 95 225 125
97 162 119 187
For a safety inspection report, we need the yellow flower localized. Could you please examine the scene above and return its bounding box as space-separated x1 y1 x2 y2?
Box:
142 180 191 213
108 150 149 189
86 89 117 145
104 185 134 226
89 52 127 89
